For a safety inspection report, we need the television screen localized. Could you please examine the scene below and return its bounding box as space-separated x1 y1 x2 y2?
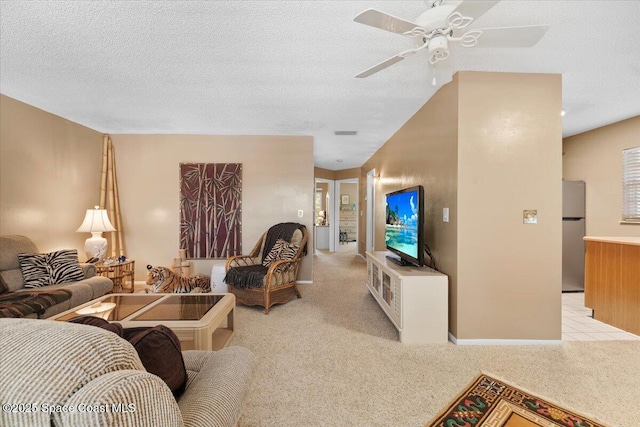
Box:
385 185 424 267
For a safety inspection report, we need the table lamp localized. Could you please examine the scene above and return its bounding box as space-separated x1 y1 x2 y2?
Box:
76 206 116 262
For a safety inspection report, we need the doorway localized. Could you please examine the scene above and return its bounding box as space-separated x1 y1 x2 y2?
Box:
314 178 335 252
334 179 358 251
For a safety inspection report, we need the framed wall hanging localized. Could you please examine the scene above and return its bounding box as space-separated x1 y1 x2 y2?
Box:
179 163 242 259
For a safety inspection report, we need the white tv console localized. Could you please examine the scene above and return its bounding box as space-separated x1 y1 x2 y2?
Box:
366 251 448 343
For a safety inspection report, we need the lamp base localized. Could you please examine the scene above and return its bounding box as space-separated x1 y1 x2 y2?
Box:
85 232 108 262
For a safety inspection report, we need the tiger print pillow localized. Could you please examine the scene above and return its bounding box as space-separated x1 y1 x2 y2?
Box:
18 249 85 288
262 239 300 267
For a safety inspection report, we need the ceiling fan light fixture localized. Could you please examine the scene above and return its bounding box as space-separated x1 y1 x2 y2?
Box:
428 36 449 64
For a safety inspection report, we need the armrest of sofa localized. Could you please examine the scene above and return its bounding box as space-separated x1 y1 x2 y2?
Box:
179 347 255 427
79 263 96 279
58 370 184 427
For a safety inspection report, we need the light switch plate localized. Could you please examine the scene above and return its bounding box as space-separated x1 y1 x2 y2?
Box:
297 210 304 218
523 210 537 224
443 207 449 223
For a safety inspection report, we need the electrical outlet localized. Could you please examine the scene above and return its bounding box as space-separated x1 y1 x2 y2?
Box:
298 210 304 218
443 207 449 223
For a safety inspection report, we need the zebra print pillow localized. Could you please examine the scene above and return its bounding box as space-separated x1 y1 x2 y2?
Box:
262 239 300 267
18 249 85 288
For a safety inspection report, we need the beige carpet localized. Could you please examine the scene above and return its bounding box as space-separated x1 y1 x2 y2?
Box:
231 244 640 426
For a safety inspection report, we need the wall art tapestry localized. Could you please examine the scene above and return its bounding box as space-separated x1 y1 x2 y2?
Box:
179 163 242 259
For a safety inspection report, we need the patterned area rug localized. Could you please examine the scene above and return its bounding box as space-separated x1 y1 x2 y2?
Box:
426 373 607 427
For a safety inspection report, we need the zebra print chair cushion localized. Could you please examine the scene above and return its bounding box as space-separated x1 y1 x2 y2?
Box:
261 238 300 267
17 249 85 288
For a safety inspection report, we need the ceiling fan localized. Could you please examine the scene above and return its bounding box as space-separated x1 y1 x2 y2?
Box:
353 0 549 85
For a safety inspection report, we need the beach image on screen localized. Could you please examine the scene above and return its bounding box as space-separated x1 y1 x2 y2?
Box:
385 189 418 259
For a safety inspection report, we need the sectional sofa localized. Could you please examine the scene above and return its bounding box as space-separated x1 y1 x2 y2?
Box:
0 235 113 318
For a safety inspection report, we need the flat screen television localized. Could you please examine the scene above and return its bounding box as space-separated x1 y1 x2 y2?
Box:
385 185 424 267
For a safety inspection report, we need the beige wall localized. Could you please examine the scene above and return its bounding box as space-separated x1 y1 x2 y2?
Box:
339 182 357 208
361 72 562 341
110 134 314 281
314 167 359 181
0 95 314 283
563 115 640 237
334 168 360 181
0 95 104 254
456 72 562 340
362 76 461 335
314 167 335 180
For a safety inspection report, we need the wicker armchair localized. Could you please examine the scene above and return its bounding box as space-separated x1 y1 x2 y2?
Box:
225 223 308 314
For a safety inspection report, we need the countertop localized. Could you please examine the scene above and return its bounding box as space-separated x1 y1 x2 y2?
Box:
584 236 640 246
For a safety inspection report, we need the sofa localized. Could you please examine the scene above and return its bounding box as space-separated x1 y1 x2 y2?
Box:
0 318 255 427
0 235 113 318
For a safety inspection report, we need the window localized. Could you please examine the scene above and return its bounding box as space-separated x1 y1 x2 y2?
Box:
622 146 640 222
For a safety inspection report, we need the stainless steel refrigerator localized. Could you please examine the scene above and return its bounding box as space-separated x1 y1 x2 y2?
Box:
562 180 586 292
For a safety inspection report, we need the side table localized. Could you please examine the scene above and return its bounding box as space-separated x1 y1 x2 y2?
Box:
96 260 135 293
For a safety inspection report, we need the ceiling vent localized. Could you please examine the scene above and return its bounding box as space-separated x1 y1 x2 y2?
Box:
334 131 358 136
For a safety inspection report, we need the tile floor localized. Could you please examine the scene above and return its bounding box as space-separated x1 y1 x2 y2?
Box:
562 292 639 341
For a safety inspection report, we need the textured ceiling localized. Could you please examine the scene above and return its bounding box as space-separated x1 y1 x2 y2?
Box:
1 1 639 170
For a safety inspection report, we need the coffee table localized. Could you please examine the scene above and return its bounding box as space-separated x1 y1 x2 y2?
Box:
50 293 235 351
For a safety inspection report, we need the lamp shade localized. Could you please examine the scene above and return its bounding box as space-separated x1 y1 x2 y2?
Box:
76 206 116 233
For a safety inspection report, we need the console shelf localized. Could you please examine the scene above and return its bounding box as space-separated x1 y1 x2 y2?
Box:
366 251 448 343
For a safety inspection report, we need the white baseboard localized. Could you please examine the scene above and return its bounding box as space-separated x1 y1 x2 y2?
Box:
297 280 313 285
448 332 562 346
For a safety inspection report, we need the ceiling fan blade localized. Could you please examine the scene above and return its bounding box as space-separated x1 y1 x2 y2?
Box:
354 9 420 35
450 0 501 21
355 54 408 78
459 25 549 48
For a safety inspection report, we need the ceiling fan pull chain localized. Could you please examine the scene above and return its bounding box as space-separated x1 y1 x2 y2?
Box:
430 63 438 86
